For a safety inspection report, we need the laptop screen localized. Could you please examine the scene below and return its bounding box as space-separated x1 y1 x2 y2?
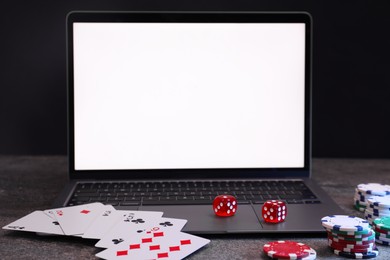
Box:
68 13 310 173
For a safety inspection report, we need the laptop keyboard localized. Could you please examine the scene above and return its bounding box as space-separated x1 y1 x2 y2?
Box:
67 180 320 207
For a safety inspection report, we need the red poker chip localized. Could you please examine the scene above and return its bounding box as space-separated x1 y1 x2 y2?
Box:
327 236 375 245
263 240 311 259
329 244 377 254
328 239 375 249
374 227 390 235
329 243 376 253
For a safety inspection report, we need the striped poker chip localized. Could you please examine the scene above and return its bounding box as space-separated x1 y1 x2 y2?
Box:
325 227 371 236
332 247 379 259
357 183 390 196
263 240 311 259
367 196 390 208
328 239 375 250
328 233 375 243
365 209 390 218
369 208 390 215
328 229 374 239
375 234 390 243
321 215 370 232
369 204 390 211
375 239 390 246
373 217 390 231
375 232 390 239
374 227 390 235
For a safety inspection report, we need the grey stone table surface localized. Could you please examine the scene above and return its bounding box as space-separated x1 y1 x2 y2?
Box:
1 156 390 259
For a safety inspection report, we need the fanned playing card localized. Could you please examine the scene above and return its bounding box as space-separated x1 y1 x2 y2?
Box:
44 202 105 235
94 210 164 248
119 217 187 242
96 231 210 259
2 211 64 235
82 205 121 239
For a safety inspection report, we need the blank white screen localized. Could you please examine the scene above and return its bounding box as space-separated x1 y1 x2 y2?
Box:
73 22 306 170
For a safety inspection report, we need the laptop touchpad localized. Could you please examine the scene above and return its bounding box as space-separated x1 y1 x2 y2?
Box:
140 205 262 233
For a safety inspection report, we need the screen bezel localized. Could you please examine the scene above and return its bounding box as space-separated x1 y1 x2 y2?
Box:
66 11 312 180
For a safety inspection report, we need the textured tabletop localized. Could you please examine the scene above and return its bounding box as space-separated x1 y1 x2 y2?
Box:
1 156 390 259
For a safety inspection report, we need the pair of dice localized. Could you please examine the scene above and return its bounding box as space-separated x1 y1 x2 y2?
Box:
213 195 287 223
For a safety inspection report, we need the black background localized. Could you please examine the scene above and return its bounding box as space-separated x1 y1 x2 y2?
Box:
1 0 389 158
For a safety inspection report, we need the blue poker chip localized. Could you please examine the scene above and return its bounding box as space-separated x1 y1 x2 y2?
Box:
332 248 379 259
321 215 370 232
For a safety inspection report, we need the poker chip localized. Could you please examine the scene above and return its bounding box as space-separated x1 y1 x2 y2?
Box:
374 227 390 235
375 239 390 246
272 247 317 260
301 247 316 260
375 234 390 243
328 236 375 246
328 239 375 249
263 240 312 259
321 214 379 258
376 232 390 238
367 196 390 208
332 248 379 259
354 184 390 215
357 183 390 196
328 231 374 240
373 217 390 231
321 215 369 232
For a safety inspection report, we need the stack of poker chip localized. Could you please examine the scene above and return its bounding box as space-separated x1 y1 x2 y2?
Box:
263 240 317 259
365 196 390 224
354 183 390 212
321 215 379 259
373 217 390 246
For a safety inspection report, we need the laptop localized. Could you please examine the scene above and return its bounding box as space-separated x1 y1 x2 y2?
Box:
53 11 343 234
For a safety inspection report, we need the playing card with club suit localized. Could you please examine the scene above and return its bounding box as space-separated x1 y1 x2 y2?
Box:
96 231 210 259
82 205 121 239
44 202 105 235
94 210 164 248
2 211 64 235
119 217 187 242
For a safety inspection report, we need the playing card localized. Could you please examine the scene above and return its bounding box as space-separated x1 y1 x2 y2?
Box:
94 210 164 248
2 211 64 235
96 231 210 259
44 202 105 235
120 217 187 241
82 205 121 239
146 231 210 260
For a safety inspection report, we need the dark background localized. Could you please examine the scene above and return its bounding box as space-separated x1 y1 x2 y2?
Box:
1 0 389 158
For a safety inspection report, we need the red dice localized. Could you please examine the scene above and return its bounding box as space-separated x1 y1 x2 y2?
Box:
262 200 287 223
213 195 237 217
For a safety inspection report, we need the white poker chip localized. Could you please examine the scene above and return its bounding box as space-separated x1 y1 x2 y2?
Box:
367 196 390 208
357 183 390 196
321 215 370 232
